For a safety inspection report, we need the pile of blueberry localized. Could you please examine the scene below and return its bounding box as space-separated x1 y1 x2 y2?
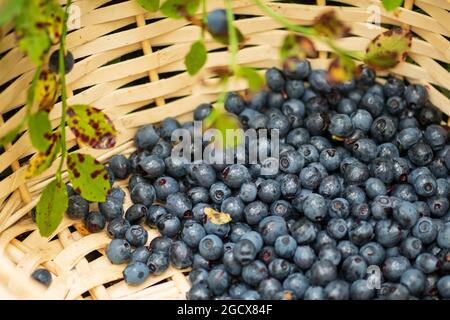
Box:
31 60 450 300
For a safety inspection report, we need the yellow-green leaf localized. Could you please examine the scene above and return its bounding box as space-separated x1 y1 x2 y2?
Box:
327 55 356 84
67 153 111 202
0 0 26 27
204 207 232 225
364 28 412 70
28 111 52 152
204 108 242 148
382 0 403 11
26 132 60 178
67 104 117 149
236 67 265 92
160 0 200 19
136 0 160 12
185 40 207 75
36 179 68 237
314 10 350 39
280 33 317 60
0 124 23 147
34 69 59 112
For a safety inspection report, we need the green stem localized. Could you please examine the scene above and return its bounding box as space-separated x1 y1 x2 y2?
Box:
201 0 207 39
56 0 72 181
225 0 238 72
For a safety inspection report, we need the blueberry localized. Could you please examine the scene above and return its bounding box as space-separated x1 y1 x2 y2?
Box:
408 142 434 166
267 92 285 109
412 217 438 244
437 275 450 298
244 201 269 225
194 103 212 121
437 223 450 249
208 266 231 295
306 96 329 114
223 249 242 276
170 241 193 269
356 66 375 86
344 161 370 185
376 219 403 248
249 91 268 110
106 239 132 264
157 213 181 237
207 9 228 35
152 176 180 201
329 113 353 137
337 98 357 115
274 235 296 259
299 166 322 190
165 192 192 219
285 81 305 99
134 125 159 150
298 144 319 165
48 50 74 74
109 155 130 180
209 182 231 205
146 205 167 228
187 283 212 300
233 239 257 265
379 283 410 300
328 198 350 219
242 260 268 286
283 58 311 80
123 262 149 286
360 241 385 266
149 236 172 255
305 112 330 135
308 69 331 93
352 139 378 163
186 187 209 205
337 241 359 260
302 193 327 222
131 246 151 264
125 204 147 225
415 253 440 274
82 211 105 234
266 68 285 92
222 164 250 189
344 186 367 206
31 268 52 287
125 225 148 247
221 197 245 222
360 92 384 117
405 84 427 109
228 282 250 299
130 182 155 206
318 244 342 266
258 278 283 299
365 178 387 199
181 220 206 249
144 251 169 276
325 280 350 300
165 156 188 178
304 286 326 300
240 290 262 300
279 150 304 174
310 259 337 286
393 201 419 229
320 148 341 171
267 113 291 137
224 92 246 114
279 174 300 199
383 256 411 282
396 127 422 151
238 182 258 203
198 234 223 261
350 279 375 300
107 218 131 239
204 219 230 238
290 218 317 245
67 195 89 220
342 255 367 282
327 218 348 240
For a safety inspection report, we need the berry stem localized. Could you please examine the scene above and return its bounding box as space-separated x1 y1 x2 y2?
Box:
56 0 72 182
225 0 238 73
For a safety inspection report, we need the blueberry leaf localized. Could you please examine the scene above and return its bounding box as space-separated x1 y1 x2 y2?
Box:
28 111 52 152
0 0 25 27
66 104 117 149
364 28 412 70
382 0 404 11
26 132 60 178
34 69 59 112
185 40 207 75
280 33 317 60
314 10 350 39
203 109 242 148
36 179 68 237
136 0 160 12
204 207 232 225
0 124 24 147
327 55 356 84
67 153 111 202
160 0 200 19
236 67 265 92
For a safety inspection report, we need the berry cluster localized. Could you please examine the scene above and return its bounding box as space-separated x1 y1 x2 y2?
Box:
30 60 450 300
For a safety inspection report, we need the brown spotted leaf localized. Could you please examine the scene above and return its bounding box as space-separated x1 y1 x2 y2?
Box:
40 0 65 44
314 10 350 39
327 55 356 84
280 34 317 60
67 153 111 202
204 207 232 225
26 132 60 178
34 70 59 112
66 104 117 149
364 28 412 70
36 179 68 237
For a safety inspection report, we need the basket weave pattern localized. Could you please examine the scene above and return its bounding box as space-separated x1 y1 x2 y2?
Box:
0 0 449 299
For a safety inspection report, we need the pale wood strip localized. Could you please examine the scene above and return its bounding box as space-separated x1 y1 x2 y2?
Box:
415 0 450 34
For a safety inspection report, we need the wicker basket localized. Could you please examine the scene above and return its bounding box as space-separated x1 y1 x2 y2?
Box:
0 0 449 300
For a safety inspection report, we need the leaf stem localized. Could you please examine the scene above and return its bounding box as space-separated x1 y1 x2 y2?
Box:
56 0 72 182
225 0 238 72
201 0 207 39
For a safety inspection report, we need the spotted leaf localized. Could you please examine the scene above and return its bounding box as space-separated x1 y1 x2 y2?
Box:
34 70 59 112
204 207 232 225
36 179 68 237
280 34 317 60
314 10 350 39
364 28 412 70
327 55 356 84
66 104 117 149
26 132 60 178
40 0 64 44
67 153 111 202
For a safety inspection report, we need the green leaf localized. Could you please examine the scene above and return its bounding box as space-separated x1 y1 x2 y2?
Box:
327 55 356 84
28 111 52 152
0 124 23 147
34 69 59 112
18 31 51 65
204 108 242 148
0 0 25 27
211 27 245 46
364 28 412 70
67 104 117 149
236 67 265 92
67 153 111 202
26 132 60 178
382 0 404 11
36 179 68 237
280 33 317 60
314 10 350 39
185 40 207 75
136 0 160 12
160 0 200 19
